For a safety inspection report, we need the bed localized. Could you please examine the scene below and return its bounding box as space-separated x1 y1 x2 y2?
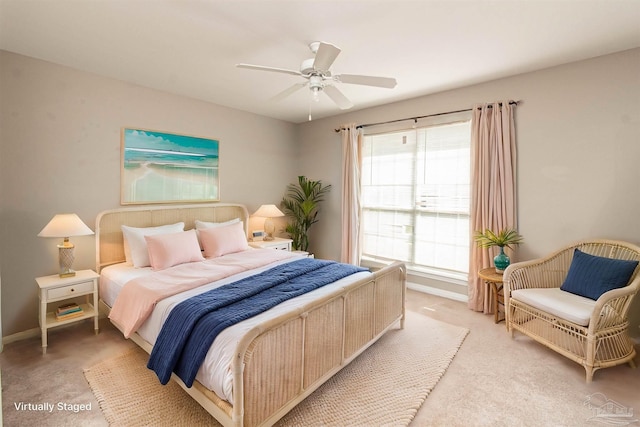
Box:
95 203 406 427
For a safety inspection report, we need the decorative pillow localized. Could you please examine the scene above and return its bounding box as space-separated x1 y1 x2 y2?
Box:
194 218 240 248
121 222 185 268
199 221 249 258
145 229 204 270
560 249 639 300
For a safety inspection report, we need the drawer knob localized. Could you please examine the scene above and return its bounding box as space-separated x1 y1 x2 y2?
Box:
70 288 75 292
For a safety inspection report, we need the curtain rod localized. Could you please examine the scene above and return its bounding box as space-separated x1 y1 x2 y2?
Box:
334 100 519 132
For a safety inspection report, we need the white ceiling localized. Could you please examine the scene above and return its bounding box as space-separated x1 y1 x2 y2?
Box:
1 1 639 124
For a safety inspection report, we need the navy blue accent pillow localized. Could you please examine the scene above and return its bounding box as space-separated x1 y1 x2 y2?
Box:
560 249 639 300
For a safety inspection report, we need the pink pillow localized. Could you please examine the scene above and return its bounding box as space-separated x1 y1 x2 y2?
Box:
145 229 204 270
200 221 249 258
121 222 185 268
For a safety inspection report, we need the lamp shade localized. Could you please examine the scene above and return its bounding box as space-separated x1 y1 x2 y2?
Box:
38 214 94 238
252 204 284 218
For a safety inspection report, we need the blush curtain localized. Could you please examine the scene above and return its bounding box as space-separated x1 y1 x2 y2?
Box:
340 123 363 265
468 102 517 312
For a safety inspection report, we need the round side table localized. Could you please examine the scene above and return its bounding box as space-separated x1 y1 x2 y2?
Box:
478 267 505 323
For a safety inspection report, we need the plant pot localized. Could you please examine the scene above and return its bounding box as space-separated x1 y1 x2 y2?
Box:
494 247 510 273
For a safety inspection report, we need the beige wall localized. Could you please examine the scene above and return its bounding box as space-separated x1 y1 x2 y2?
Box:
0 51 298 336
297 48 640 335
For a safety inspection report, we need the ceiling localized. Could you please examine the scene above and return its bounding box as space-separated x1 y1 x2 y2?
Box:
1 1 639 124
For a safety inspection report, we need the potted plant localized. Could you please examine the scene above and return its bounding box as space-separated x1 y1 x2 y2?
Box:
280 176 331 252
474 228 524 272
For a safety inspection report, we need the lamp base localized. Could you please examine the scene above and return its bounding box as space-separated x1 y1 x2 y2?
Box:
58 245 76 278
263 217 275 241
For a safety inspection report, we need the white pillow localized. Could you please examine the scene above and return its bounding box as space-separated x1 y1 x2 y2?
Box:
195 218 240 231
145 229 204 270
200 221 249 258
121 222 184 268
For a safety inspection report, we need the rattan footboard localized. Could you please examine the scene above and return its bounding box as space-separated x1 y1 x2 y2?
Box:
235 261 405 427
96 204 406 426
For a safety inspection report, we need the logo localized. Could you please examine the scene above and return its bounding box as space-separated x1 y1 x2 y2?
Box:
584 393 638 426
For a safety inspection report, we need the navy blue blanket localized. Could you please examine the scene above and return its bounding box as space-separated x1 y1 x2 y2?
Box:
147 258 367 386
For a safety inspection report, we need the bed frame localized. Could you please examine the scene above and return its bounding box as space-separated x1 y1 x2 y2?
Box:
95 203 406 427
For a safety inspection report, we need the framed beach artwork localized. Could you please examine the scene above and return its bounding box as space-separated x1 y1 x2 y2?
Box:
121 128 220 204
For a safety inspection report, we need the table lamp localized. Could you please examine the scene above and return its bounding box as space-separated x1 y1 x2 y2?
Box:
252 204 285 241
38 213 94 277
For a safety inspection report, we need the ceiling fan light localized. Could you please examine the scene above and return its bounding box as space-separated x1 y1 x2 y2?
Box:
309 75 324 102
311 86 321 102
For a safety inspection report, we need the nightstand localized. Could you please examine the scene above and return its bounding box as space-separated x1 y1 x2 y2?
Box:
36 269 100 354
249 237 293 251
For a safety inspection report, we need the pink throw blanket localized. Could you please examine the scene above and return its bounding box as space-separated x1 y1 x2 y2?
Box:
109 249 299 338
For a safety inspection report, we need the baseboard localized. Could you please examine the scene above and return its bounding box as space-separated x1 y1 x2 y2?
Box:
407 282 468 302
2 327 40 347
1 311 109 349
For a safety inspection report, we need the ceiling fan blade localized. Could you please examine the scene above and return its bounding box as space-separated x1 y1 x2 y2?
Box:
323 85 353 110
270 82 307 102
313 42 341 72
335 74 397 89
236 63 302 77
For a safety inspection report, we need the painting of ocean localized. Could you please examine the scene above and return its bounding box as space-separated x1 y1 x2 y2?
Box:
121 128 220 204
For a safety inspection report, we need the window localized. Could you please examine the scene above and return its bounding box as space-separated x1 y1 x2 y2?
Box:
361 119 471 277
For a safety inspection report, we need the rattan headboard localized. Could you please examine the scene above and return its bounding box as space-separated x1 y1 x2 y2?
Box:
95 203 249 272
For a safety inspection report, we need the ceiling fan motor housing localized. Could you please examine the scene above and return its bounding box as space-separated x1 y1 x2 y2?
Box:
300 58 317 76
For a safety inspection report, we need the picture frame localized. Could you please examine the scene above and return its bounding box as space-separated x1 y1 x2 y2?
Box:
121 128 220 204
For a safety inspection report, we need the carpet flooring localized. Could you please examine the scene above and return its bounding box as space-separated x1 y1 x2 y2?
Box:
2 290 638 426
83 311 468 426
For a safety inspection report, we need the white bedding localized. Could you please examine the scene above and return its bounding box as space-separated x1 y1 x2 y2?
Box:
100 253 371 405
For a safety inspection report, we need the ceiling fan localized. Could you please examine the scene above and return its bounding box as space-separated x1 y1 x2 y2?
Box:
237 41 397 113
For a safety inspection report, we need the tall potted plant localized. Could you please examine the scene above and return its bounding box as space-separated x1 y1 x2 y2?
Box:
474 228 524 272
281 176 331 252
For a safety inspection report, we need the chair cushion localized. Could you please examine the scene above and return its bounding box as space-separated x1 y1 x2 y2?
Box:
511 288 596 326
560 249 638 300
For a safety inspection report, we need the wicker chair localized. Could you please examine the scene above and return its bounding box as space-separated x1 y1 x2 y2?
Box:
504 239 640 382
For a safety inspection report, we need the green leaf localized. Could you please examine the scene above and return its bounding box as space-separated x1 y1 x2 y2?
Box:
281 176 331 252
474 228 523 249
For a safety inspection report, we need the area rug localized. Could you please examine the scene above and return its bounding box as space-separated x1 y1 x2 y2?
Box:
84 311 468 426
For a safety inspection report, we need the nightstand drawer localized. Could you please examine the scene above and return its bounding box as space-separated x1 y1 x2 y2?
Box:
248 238 293 251
47 280 94 300
269 243 290 250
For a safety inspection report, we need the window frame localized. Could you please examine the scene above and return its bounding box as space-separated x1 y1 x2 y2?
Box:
360 111 472 283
